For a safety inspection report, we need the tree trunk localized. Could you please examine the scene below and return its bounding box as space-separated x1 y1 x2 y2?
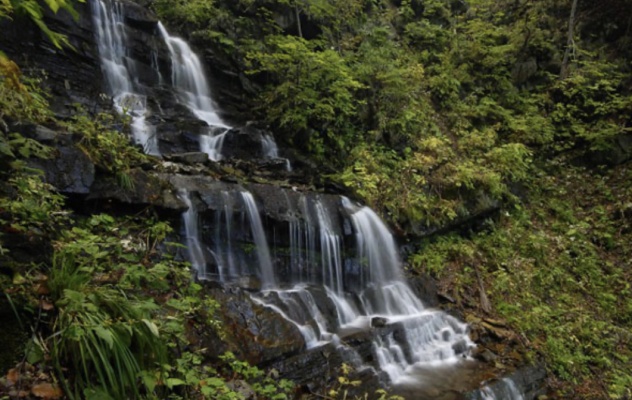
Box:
295 5 303 38
560 0 579 78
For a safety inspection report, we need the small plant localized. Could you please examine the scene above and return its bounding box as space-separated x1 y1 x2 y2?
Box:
67 110 147 189
326 364 403 400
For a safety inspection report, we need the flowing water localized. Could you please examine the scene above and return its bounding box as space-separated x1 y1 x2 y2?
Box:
91 0 160 156
90 2 527 398
478 377 525 400
262 134 292 171
177 190 208 278
179 190 478 391
157 22 230 161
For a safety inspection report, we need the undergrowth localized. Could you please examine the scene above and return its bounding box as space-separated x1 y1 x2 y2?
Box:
411 162 632 398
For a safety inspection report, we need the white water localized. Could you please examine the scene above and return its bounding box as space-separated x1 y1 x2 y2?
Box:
480 377 525 400
240 192 276 288
240 195 475 385
262 134 292 171
157 22 230 161
315 200 343 293
178 190 208 278
91 0 160 156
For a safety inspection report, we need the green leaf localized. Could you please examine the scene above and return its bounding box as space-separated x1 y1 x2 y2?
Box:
166 378 186 388
142 319 160 337
94 326 114 349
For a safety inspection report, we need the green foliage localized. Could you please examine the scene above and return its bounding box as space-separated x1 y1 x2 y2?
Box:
43 214 183 399
246 34 362 159
549 55 632 152
326 363 403 400
0 57 52 125
68 111 147 188
0 174 65 235
410 164 632 398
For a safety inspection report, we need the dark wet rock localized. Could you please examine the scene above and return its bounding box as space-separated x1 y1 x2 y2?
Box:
268 341 383 396
407 272 440 308
121 0 158 30
157 161 208 175
156 117 211 155
472 347 498 363
29 144 95 194
87 169 186 212
452 339 471 355
254 158 292 174
221 125 268 160
234 276 263 291
371 317 388 328
31 125 58 143
0 3 104 116
166 152 209 165
199 285 305 365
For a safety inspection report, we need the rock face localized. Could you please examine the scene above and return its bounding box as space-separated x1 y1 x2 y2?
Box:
19 125 96 194
0 3 103 116
197 286 305 365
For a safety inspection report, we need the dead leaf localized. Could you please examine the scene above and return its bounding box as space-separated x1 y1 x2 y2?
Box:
31 383 62 399
39 300 54 311
6 368 19 385
35 283 50 295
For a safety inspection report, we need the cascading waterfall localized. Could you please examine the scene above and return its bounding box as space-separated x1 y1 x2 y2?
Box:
89 3 527 397
157 23 230 161
91 0 160 156
179 191 477 386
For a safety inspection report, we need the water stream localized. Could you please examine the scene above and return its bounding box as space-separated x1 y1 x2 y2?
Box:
157 22 230 161
178 189 477 390
91 0 160 156
89 1 526 398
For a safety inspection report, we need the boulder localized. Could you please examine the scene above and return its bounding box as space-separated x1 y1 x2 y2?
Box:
465 364 548 400
29 144 95 194
407 272 440 308
200 285 305 365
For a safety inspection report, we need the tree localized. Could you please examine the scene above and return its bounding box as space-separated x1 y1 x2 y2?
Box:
560 0 579 78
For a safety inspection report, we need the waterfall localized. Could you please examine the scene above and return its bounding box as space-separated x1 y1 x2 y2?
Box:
91 0 160 156
177 190 208 278
157 23 230 161
240 192 276 289
479 377 525 400
87 2 504 396
235 194 475 385
171 170 479 394
262 134 292 171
